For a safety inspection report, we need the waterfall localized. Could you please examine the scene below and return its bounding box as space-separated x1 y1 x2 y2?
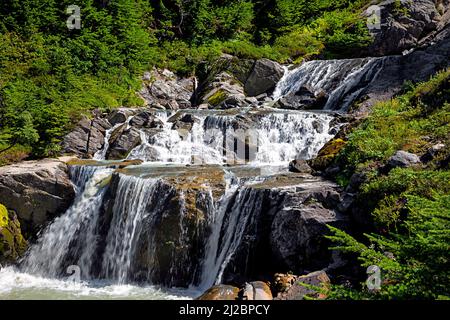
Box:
101 175 162 283
254 112 334 163
125 109 335 165
22 166 113 278
272 58 384 111
199 181 267 289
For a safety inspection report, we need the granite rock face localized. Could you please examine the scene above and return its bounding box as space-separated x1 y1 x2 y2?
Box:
0 159 75 235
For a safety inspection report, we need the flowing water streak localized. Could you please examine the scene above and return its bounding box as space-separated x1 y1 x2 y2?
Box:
101 175 161 283
199 170 240 289
22 166 113 278
200 182 266 288
272 58 383 111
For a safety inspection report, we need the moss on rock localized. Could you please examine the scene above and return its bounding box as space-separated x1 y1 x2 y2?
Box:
207 89 228 107
0 203 28 264
308 138 347 171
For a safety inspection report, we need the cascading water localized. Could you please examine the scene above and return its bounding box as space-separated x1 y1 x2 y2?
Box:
2 57 354 299
124 109 335 165
22 166 113 278
273 57 385 111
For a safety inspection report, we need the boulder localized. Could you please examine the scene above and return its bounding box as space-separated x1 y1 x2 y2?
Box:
106 127 142 160
308 138 347 171
218 176 347 284
0 204 28 265
421 143 446 162
273 273 298 294
0 159 75 236
139 69 195 110
270 202 341 272
200 72 248 109
289 160 313 173
130 111 164 129
107 109 135 126
241 281 273 300
245 59 284 97
387 150 421 168
197 285 240 300
275 85 328 110
61 116 112 158
275 270 330 300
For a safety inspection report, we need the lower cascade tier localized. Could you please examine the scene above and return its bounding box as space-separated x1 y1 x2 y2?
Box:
21 163 347 291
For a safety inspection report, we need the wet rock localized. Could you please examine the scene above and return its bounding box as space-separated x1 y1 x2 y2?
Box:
168 112 201 137
275 270 330 300
241 281 273 300
139 68 195 110
197 285 240 300
219 177 348 284
270 202 342 273
106 127 142 160
387 150 421 168
0 159 75 235
289 160 312 174
0 204 28 265
61 116 112 158
245 59 284 97
101 166 226 287
66 159 143 169
130 111 164 129
275 85 328 110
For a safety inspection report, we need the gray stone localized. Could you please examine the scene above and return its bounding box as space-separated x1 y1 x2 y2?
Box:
106 127 142 160
388 150 421 168
245 59 284 97
61 116 112 158
0 159 75 235
139 69 195 110
289 160 312 173
366 0 448 56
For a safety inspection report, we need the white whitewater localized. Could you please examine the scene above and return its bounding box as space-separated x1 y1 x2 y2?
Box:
273 58 383 111
126 110 335 165
22 166 113 278
101 175 161 283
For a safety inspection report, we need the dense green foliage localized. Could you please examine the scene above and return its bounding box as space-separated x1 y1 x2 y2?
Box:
326 70 450 300
0 0 373 162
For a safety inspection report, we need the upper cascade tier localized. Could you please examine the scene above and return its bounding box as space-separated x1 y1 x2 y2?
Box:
93 108 337 165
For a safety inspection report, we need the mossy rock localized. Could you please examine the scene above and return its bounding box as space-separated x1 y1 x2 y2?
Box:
308 138 347 171
207 89 228 107
0 204 28 264
0 204 9 228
